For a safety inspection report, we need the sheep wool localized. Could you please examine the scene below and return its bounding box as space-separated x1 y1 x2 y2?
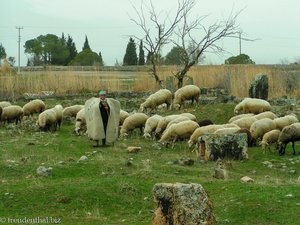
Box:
0 101 12 109
173 85 200 109
0 105 24 124
274 115 298 130
260 129 281 151
74 108 86 135
234 98 271 114
22 99 46 116
253 111 278 120
143 114 163 139
38 109 57 131
62 105 84 118
120 113 149 137
139 89 172 112
228 113 254 123
159 120 199 145
231 116 257 130
120 109 130 125
250 118 276 140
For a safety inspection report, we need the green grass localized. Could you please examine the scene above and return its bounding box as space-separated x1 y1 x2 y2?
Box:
0 99 300 225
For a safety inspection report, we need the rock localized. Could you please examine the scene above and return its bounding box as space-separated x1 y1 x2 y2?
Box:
36 166 53 177
78 155 88 163
240 176 254 183
152 183 216 225
127 146 141 153
248 73 269 100
173 157 194 166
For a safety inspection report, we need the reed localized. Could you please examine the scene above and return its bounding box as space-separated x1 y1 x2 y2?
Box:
0 65 299 99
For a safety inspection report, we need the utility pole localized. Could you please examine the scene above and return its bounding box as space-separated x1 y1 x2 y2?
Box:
16 26 23 74
239 32 242 55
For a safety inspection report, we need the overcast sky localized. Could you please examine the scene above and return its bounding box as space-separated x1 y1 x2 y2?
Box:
1 0 300 66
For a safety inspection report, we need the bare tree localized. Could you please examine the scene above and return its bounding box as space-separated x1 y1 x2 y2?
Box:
131 0 241 88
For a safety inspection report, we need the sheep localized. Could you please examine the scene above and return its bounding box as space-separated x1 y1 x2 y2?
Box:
52 104 63 129
159 120 199 147
143 114 163 139
249 118 277 142
165 115 191 130
180 113 197 121
74 108 86 135
188 124 239 148
120 113 149 137
37 109 57 131
0 101 12 108
253 111 278 120
120 109 130 125
277 123 300 155
213 127 241 135
62 105 84 118
0 105 24 124
231 116 258 130
22 99 45 116
228 113 254 123
260 129 281 152
234 98 271 114
173 85 200 109
273 115 298 130
139 89 172 112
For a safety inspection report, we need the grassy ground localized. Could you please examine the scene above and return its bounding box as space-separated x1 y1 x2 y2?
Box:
0 98 300 225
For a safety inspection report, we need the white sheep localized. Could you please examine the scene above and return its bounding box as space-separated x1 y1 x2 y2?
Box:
260 129 281 152
143 114 163 139
165 115 191 130
37 109 57 131
154 114 183 138
249 118 277 141
253 111 278 120
120 109 130 125
273 114 298 130
62 105 84 118
22 99 46 116
228 113 254 123
234 98 271 114
213 127 241 135
139 89 172 112
0 101 12 108
159 120 200 147
0 105 24 124
53 104 63 129
231 116 257 130
120 113 149 137
173 85 200 109
277 122 300 155
74 108 86 135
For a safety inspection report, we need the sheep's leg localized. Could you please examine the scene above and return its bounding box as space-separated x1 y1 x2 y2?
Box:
171 136 178 149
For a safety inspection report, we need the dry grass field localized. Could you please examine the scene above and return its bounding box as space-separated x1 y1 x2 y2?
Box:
0 64 299 99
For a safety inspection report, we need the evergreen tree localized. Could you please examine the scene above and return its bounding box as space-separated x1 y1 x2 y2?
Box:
66 35 78 65
82 35 91 51
123 38 137 66
98 51 104 66
164 46 185 65
138 40 145 65
0 43 6 67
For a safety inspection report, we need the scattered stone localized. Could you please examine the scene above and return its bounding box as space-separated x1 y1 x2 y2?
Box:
173 157 194 166
213 166 228 180
78 155 88 163
125 158 133 166
285 194 293 198
248 73 268 100
241 176 254 183
152 142 162 150
152 183 216 225
289 170 296 174
58 161 65 165
36 166 53 177
127 146 141 153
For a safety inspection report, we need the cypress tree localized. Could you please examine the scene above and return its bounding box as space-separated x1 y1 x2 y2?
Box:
99 51 104 66
82 35 91 51
138 40 145 65
66 35 78 65
123 38 137 66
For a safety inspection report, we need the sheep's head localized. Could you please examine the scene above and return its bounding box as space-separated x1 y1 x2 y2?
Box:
143 133 151 139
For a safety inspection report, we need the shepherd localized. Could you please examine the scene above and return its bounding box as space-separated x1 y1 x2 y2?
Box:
85 90 120 147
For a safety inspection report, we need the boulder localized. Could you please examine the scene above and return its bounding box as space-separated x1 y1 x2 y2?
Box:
248 73 269 100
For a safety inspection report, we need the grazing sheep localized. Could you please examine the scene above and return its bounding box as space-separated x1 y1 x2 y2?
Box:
180 113 197 121
228 113 254 123
0 105 24 124
154 114 183 138
53 104 63 129
120 109 130 125
273 115 298 130
234 98 271 114
74 108 86 135
250 118 277 141
253 111 278 120
120 113 149 137
173 85 200 109
159 120 199 147
139 89 172 112
277 123 300 155
37 109 57 131
260 129 281 152
22 99 45 116
198 119 214 127
62 105 84 118
0 101 12 108
165 115 191 130
143 114 163 139
231 116 257 130
213 127 241 135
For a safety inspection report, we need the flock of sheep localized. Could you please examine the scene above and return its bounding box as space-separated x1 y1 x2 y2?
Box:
0 84 299 158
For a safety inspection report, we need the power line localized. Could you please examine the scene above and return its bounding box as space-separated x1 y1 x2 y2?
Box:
16 26 23 74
